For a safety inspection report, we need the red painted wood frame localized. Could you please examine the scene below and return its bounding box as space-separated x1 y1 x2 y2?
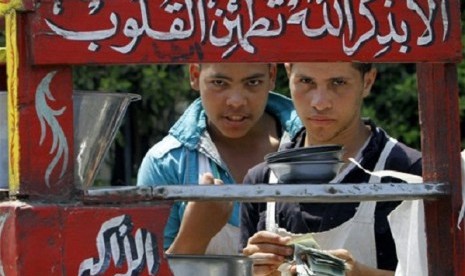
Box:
0 201 173 276
30 0 461 64
1 0 463 275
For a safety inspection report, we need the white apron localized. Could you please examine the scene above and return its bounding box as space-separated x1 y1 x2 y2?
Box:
198 153 241 255
266 138 398 269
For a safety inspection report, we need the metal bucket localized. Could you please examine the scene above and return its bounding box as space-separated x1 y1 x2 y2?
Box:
167 254 253 276
0 91 140 189
74 91 140 188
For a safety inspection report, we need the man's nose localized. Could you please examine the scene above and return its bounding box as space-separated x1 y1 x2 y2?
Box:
226 90 247 108
311 89 331 111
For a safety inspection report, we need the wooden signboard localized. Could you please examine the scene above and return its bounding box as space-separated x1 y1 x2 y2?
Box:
29 0 462 64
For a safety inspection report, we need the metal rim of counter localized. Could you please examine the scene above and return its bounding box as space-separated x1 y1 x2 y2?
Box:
76 183 448 204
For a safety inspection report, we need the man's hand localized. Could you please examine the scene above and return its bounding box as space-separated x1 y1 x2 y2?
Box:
242 231 293 276
166 173 233 254
327 249 394 276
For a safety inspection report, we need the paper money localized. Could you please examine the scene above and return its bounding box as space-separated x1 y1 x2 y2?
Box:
287 233 346 276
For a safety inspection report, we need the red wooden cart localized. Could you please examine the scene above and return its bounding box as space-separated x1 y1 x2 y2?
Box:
0 1 463 275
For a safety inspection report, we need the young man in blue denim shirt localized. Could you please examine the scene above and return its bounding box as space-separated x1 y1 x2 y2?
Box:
137 63 302 255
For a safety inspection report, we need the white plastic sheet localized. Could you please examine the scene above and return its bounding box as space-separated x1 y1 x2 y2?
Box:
350 158 428 276
389 200 427 276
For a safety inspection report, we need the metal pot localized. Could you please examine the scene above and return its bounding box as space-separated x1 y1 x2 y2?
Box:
268 160 344 184
73 91 140 188
167 254 253 276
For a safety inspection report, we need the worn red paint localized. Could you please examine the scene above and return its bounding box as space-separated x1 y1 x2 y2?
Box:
417 63 465 276
10 13 74 199
1 0 464 275
0 202 174 276
29 0 462 64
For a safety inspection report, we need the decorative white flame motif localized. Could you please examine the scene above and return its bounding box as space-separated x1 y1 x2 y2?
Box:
78 215 160 276
35 71 69 187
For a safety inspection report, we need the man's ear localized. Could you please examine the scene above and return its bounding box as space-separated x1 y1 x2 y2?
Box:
189 64 201 91
362 68 377 98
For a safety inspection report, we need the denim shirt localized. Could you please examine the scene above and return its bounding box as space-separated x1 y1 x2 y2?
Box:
137 92 303 249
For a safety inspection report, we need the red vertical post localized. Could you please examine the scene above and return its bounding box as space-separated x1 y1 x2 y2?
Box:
417 63 465 275
6 11 75 199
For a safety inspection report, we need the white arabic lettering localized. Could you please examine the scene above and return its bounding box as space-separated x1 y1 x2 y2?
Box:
268 0 285 8
111 0 195 54
287 0 344 38
44 0 453 59
45 12 118 41
197 0 207 42
342 0 376 56
375 3 409 57
89 0 104 15
440 0 449 40
53 0 63 15
78 215 159 276
286 0 299 10
210 0 284 58
407 0 435 46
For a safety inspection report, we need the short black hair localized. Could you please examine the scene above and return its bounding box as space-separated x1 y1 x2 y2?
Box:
352 63 373 75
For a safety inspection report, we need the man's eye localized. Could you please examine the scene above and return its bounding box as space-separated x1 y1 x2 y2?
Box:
247 79 262 86
300 78 313 84
332 79 346 86
212 80 226 86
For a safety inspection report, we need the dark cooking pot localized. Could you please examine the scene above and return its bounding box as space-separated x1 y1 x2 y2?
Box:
268 160 344 184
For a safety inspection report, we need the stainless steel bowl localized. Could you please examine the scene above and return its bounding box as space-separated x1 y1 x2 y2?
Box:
167 254 253 276
268 160 344 184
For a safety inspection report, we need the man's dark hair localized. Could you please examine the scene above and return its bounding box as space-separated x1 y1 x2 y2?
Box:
352 63 373 75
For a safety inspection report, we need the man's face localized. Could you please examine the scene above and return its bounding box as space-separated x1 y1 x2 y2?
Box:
189 63 276 139
286 62 376 145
